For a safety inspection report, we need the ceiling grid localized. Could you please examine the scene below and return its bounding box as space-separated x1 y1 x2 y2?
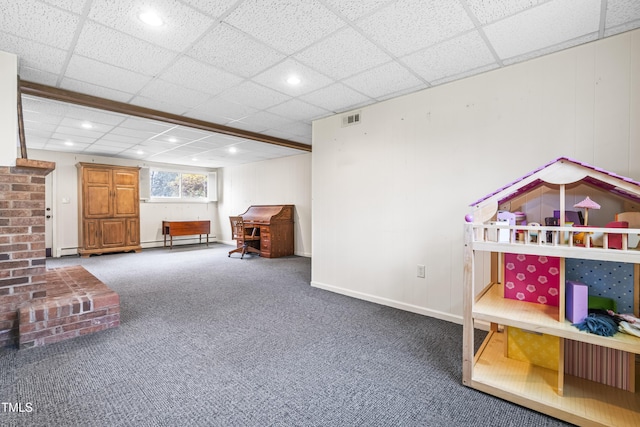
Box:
0 0 638 168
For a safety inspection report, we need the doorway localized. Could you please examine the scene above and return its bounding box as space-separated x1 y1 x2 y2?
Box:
44 171 55 257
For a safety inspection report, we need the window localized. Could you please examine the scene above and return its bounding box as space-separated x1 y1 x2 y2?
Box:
148 168 215 201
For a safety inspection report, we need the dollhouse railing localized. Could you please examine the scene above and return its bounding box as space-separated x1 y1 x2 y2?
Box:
469 223 640 260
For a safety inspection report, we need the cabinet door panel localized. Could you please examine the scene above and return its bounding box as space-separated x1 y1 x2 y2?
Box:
126 218 140 246
114 186 138 216
100 219 126 247
83 220 99 249
113 170 137 186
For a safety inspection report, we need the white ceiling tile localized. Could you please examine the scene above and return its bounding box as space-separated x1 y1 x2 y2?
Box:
267 99 331 122
252 59 334 97
356 0 474 57
118 117 174 133
323 0 394 20
54 124 104 139
52 131 95 144
184 136 229 150
466 0 546 25
220 81 291 110
342 61 425 100
402 31 496 83
65 54 153 94
137 79 212 111
232 111 296 131
73 21 177 76
98 138 144 147
180 0 239 17
193 97 259 122
159 126 211 142
158 56 244 96
22 96 67 117
87 0 214 51
41 0 87 14
0 0 79 49
430 63 501 86
129 95 191 117
502 33 598 65
62 105 125 126
484 0 601 60
604 21 640 37
0 32 68 75
107 128 159 141
58 119 113 136
219 120 266 134
85 144 126 153
23 120 57 133
188 23 286 78
300 83 372 113
294 27 392 80
224 0 345 54
604 0 640 36
606 0 640 27
24 135 48 149
278 121 313 138
16 66 60 86
59 78 136 103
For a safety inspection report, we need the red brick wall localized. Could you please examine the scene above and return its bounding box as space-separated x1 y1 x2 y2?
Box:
0 164 49 347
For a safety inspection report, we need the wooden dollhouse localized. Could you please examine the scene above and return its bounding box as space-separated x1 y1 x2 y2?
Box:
463 157 640 426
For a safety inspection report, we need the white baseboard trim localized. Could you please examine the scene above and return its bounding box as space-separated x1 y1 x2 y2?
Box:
310 281 463 325
58 247 78 257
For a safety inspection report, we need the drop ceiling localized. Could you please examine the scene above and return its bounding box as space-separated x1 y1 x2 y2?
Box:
2 0 639 168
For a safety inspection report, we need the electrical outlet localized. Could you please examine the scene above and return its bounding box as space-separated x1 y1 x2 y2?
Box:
417 264 426 278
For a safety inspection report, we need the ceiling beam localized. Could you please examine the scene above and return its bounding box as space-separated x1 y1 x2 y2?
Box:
19 80 312 153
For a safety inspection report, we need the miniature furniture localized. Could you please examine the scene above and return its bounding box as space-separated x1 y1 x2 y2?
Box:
228 216 261 259
616 212 640 248
77 163 141 257
604 220 628 250
235 205 294 258
463 157 640 427
162 220 210 249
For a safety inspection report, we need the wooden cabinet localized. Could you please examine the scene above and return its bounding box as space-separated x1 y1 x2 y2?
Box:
463 158 640 427
77 163 141 257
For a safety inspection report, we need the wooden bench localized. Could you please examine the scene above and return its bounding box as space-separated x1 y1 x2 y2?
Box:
162 220 211 249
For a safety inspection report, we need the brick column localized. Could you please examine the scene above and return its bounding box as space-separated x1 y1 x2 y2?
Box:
0 158 55 347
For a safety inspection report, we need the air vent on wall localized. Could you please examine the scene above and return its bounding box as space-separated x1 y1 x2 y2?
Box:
342 111 361 127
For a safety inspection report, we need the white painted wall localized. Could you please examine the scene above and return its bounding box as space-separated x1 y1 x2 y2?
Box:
311 29 640 324
0 51 17 166
30 149 218 256
217 153 312 257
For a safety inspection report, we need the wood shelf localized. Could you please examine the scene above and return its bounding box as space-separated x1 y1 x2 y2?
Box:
472 331 640 426
474 283 640 354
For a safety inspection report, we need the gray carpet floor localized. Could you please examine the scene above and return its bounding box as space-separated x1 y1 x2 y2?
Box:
0 244 572 426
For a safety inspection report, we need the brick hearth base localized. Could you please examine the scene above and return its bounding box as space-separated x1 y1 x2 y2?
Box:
18 266 120 349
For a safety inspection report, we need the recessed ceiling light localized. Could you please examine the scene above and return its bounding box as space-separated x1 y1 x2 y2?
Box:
81 122 92 129
139 10 163 27
191 158 198 161
137 150 144 155
286 75 301 85
229 147 237 154
64 141 73 146
168 137 177 143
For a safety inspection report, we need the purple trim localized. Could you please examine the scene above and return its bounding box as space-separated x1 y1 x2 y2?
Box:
470 157 640 206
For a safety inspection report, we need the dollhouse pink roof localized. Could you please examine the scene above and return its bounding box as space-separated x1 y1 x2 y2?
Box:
470 157 640 207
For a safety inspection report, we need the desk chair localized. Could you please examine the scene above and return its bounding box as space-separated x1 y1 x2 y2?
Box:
228 216 261 259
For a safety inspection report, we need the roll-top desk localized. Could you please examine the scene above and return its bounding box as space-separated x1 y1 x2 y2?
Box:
238 205 294 258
